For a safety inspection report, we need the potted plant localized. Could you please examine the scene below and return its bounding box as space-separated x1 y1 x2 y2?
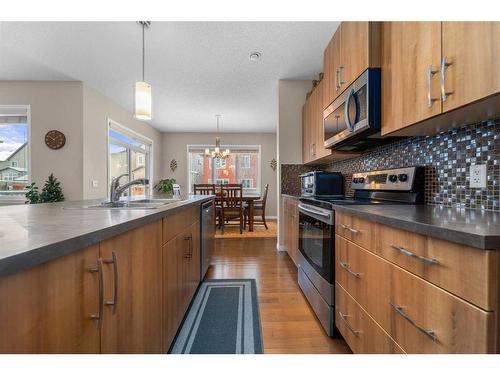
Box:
154 178 176 195
25 173 65 204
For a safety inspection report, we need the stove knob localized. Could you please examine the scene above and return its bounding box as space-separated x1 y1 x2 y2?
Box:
388 174 398 183
398 173 408 182
358 177 365 183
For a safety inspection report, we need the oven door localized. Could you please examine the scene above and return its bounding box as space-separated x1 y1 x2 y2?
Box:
298 203 335 284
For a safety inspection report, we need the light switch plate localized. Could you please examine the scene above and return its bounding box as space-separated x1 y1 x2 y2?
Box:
470 164 487 188
91 180 99 188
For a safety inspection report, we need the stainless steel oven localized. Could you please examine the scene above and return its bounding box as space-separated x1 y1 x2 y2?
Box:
297 201 338 336
323 68 385 151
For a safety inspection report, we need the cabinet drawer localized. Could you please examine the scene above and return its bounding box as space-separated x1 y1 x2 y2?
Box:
335 283 404 354
335 212 374 251
376 224 497 311
162 205 199 244
388 263 496 353
335 235 391 325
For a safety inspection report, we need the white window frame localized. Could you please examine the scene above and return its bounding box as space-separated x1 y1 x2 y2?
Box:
239 178 253 189
214 158 226 169
187 144 261 194
239 155 251 169
215 178 229 185
107 119 153 198
11 161 18 167
0 105 31 204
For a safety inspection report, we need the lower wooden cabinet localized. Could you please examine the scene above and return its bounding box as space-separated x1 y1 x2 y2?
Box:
163 220 201 350
336 283 404 354
0 244 101 353
99 221 163 353
282 196 299 266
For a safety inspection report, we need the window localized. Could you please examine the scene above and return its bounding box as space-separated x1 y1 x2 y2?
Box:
108 120 152 198
188 145 260 193
239 178 253 189
0 106 29 202
239 155 250 169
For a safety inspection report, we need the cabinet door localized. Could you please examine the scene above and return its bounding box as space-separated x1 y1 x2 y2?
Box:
340 22 370 88
381 22 442 135
314 80 330 160
0 245 100 353
442 22 500 112
100 221 163 353
302 99 313 164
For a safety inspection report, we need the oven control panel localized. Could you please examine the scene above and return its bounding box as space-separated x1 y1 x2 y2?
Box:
351 167 419 191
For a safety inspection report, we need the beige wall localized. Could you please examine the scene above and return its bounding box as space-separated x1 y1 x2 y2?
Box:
162 132 278 216
0 81 84 200
0 81 163 201
82 84 162 199
277 80 311 247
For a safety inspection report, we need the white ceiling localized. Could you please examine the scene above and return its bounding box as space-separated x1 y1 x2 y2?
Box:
0 22 339 133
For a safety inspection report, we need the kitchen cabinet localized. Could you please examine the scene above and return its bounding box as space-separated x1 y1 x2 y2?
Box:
163 214 201 351
381 21 500 136
441 22 500 112
0 244 101 353
323 22 380 110
282 196 299 267
335 211 500 354
99 221 163 353
381 22 442 135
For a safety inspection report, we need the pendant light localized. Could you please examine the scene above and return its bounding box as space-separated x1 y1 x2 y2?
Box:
134 21 152 121
205 115 230 159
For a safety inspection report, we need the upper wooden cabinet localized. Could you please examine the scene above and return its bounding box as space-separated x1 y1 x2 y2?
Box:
323 22 381 110
382 21 500 136
441 22 500 112
381 22 442 135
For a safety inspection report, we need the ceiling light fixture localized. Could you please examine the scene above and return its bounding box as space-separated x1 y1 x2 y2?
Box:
249 52 262 61
134 21 152 121
205 115 230 159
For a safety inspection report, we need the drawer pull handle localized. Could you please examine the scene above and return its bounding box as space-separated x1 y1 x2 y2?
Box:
339 262 362 278
103 251 118 314
338 311 362 336
390 245 439 265
87 259 104 328
340 224 359 234
389 302 438 342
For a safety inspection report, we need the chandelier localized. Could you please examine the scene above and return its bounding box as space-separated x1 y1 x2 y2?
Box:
205 115 230 159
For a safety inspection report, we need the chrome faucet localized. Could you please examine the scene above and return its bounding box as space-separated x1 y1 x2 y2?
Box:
109 174 150 203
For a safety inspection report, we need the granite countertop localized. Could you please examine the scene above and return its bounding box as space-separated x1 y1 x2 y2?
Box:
332 204 500 250
0 195 213 277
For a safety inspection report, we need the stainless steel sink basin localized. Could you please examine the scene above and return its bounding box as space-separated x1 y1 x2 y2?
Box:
65 198 185 210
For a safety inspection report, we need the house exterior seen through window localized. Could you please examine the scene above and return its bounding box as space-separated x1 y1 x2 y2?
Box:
0 106 29 202
108 120 152 198
188 146 260 194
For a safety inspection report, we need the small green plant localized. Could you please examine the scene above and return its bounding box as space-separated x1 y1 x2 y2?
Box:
155 178 176 194
25 173 65 204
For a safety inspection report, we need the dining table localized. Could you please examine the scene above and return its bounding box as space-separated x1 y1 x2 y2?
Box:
215 192 261 232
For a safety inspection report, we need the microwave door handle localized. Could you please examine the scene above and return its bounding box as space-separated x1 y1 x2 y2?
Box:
344 88 355 132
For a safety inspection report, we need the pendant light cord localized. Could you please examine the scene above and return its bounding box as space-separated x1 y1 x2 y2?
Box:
142 23 145 82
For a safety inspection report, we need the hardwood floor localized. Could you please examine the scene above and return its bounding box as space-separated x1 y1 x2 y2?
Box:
206 238 351 354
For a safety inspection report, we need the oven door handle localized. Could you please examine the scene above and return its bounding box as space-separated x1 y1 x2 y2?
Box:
298 204 331 218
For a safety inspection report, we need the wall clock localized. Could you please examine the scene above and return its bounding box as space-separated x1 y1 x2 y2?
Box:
45 130 66 150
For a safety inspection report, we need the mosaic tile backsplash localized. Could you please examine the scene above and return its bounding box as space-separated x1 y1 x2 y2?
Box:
282 119 500 211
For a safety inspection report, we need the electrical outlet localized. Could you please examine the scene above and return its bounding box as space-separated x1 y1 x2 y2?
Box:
470 164 487 188
91 180 99 188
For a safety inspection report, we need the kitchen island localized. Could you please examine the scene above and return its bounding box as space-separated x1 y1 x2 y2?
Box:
0 195 215 353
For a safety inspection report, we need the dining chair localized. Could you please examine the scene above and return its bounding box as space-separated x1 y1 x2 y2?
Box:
220 184 244 234
244 183 269 230
193 184 220 228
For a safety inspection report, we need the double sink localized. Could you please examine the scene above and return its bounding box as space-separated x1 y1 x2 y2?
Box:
70 198 185 210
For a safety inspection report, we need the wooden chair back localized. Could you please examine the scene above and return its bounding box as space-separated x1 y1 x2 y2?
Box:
193 184 216 195
260 183 269 209
220 184 243 210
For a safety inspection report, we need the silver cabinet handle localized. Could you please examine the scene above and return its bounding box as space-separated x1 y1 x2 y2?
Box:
335 69 340 90
390 302 438 342
103 251 118 314
339 66 345 86
298 204 331 218
87 258 104 328
440 56 453 102
338 311 362 336
339 261 362 278
427 64 439 107
184 234 193 259
340 223 359 234
390 244 439 265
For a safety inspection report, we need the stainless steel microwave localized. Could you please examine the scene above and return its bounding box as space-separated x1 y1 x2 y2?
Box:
323 68 384 151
